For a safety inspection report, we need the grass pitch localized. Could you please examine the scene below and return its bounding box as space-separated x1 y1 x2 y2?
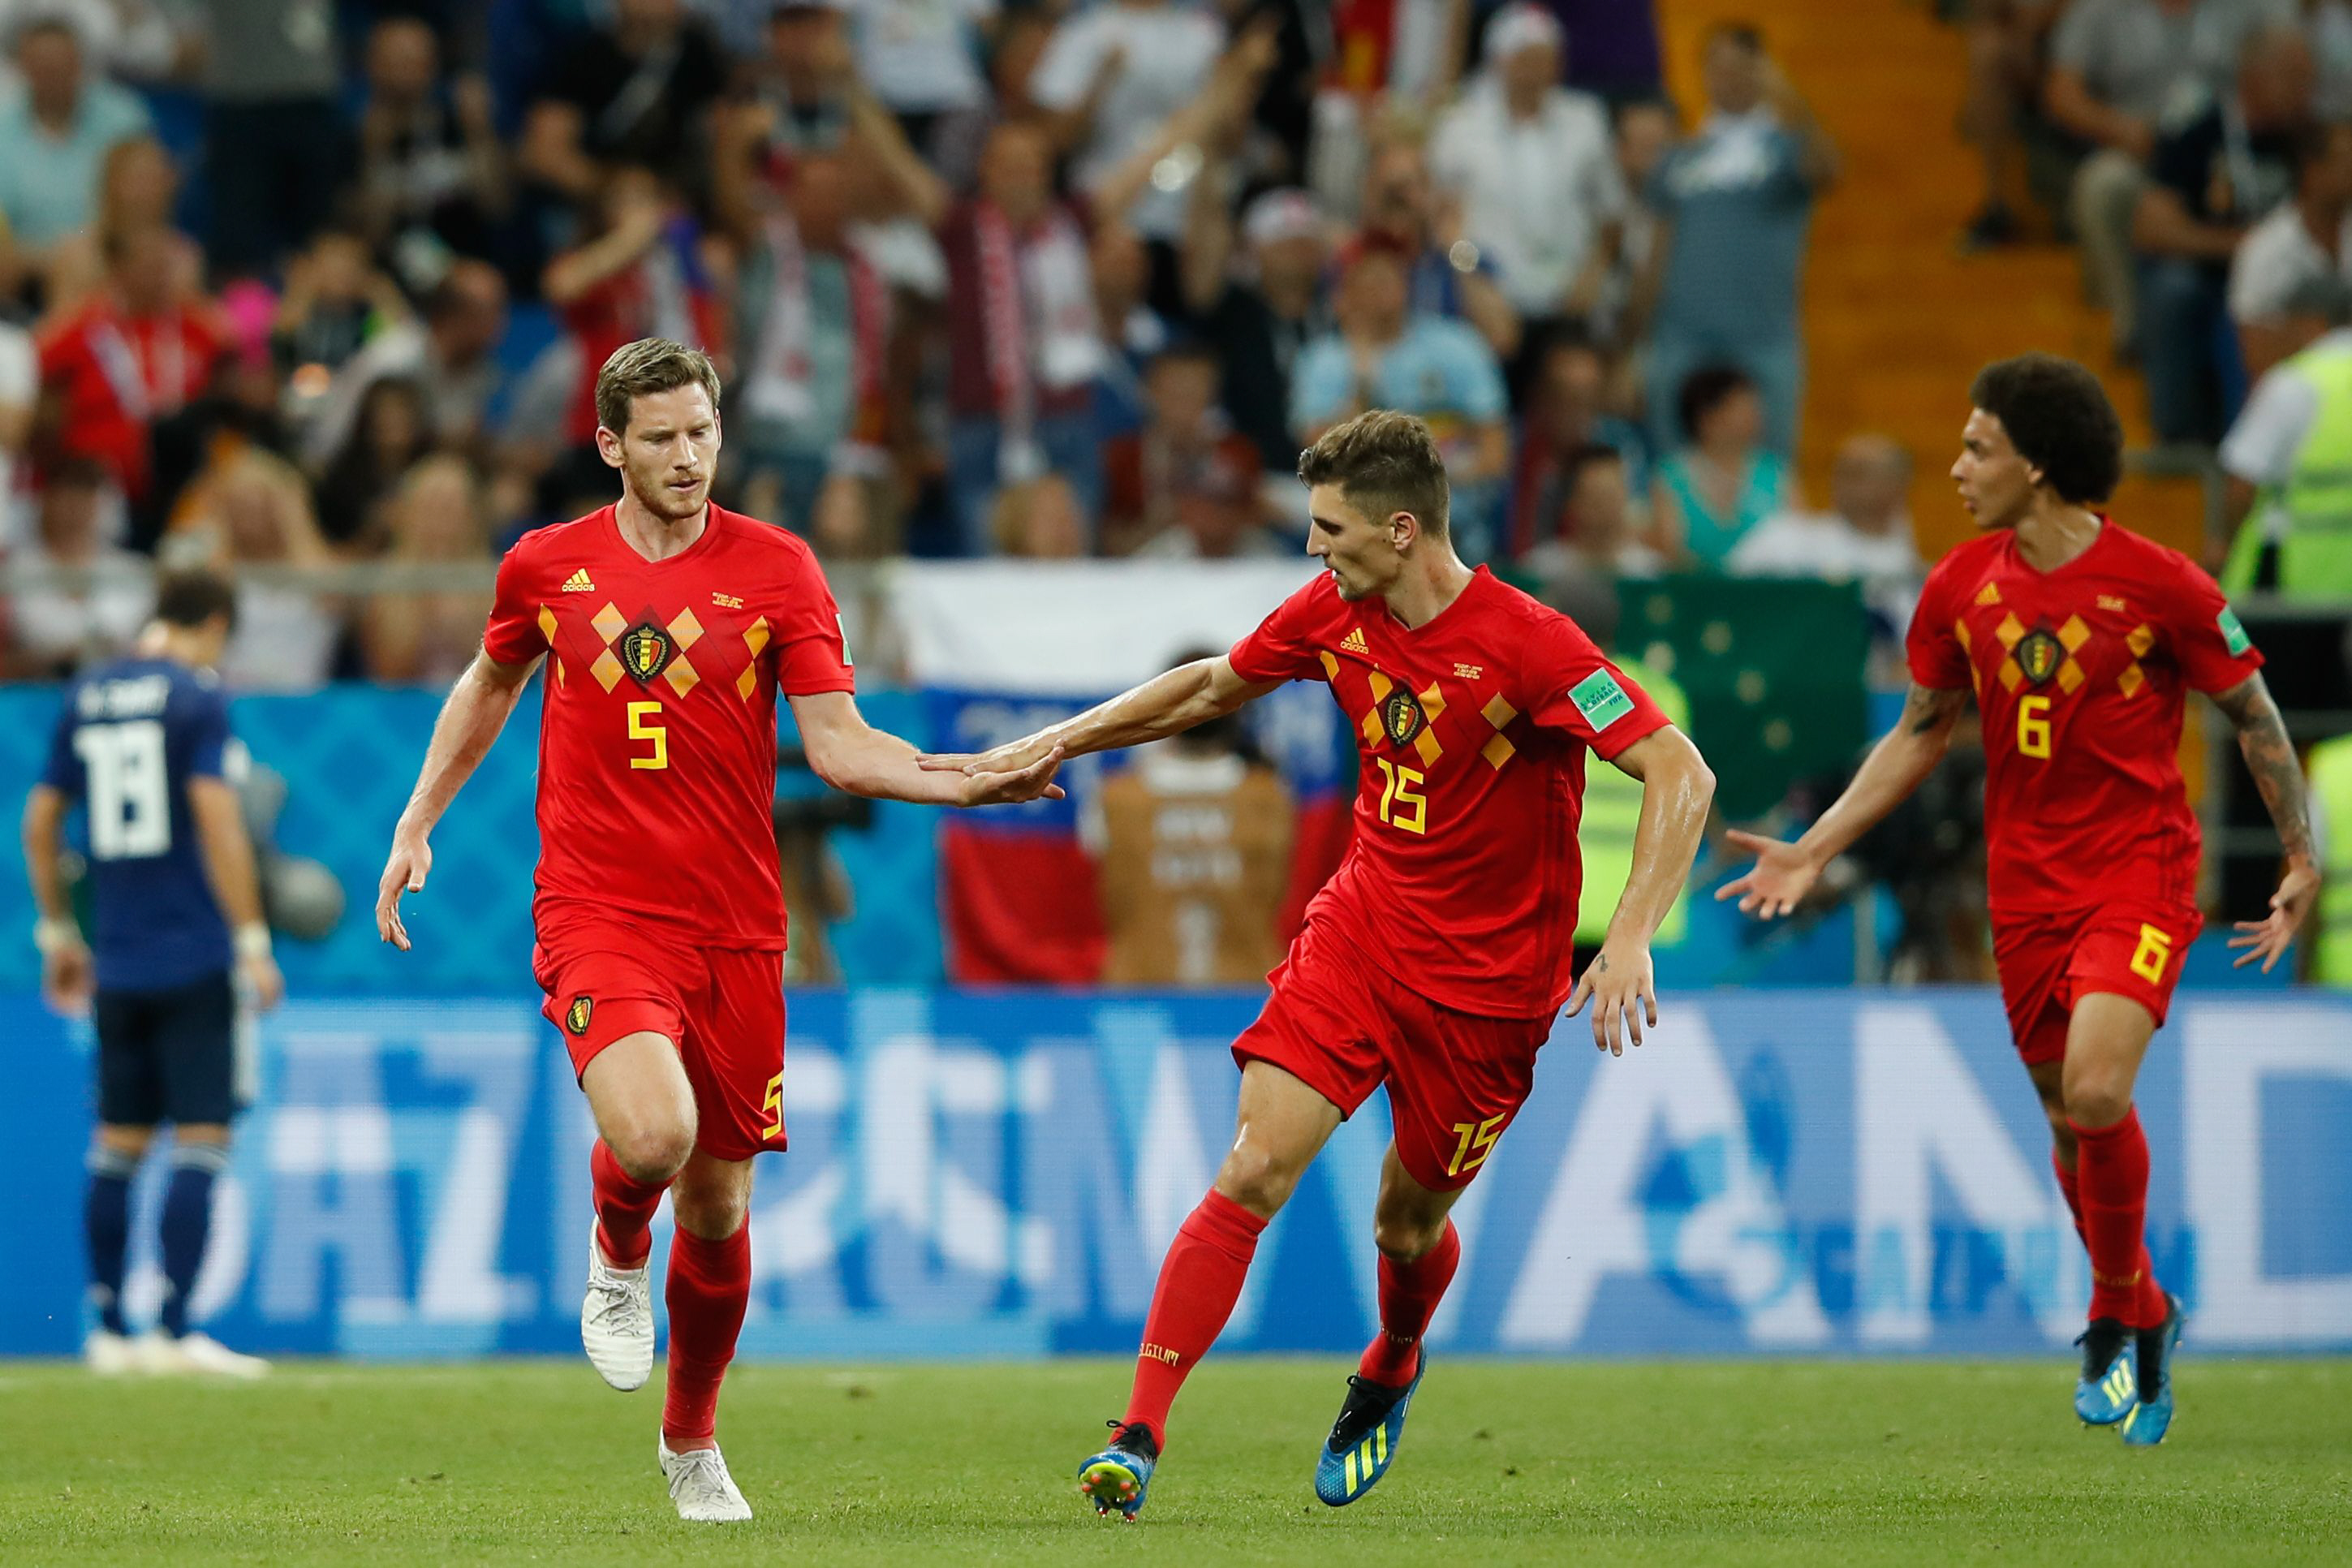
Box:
3 1359 2346 1566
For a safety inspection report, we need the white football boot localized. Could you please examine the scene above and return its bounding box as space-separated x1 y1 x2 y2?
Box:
84 1329 140 1375
581 1224 655 1391
658 1438 753 1522
142 1331 270 1377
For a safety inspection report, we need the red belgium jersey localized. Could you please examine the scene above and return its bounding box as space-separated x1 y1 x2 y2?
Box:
482 504 855 948
1906 519 2263 916
1230 567 1672 1018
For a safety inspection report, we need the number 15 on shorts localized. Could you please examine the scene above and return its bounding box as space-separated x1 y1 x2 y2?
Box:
1446 1113 1509 1178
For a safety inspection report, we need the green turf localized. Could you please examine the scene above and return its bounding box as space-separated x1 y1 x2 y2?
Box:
3 1359 2347 1566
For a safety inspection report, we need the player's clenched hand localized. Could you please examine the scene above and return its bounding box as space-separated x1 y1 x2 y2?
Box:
1564 938 1658 1058
1715 829 1821 920
376 831 432 951
958 744 1068 807
2229 858 2320 973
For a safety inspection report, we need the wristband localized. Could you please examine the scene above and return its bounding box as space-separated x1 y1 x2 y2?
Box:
235 922 274 962
33 916 81 956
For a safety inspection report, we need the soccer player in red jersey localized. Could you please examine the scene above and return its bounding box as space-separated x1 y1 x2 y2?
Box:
923 411 1716 1518
370 338 1065 1522
1723 354 2318 1446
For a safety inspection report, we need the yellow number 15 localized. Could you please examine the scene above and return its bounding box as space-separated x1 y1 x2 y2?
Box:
2018 694 2052 759
1373 757 1428 834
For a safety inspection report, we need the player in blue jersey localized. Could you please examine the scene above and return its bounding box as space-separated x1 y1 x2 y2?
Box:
24 569 284 1376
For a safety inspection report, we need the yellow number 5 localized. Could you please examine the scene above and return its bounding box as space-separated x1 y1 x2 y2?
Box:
2129 924 2174 984
627 700 668 770
1374 756 1428 834
1446 1113 1508 1178
2018 694 2052 759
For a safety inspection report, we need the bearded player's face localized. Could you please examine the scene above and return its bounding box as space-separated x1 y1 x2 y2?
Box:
1950 407 2034 531
603 385 722 521
1305 482 1405 602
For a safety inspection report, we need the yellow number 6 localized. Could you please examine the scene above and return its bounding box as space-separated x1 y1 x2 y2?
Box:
627 700 669 770
2018 694 2052 759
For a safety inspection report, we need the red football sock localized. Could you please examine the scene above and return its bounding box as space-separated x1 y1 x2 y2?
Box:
2054 1146 2166 1327
2070 1110 2161 1328
661 1222 751 1446
590 1139 666 1270
2051 1148 2086 1245
1360 1220 1460 1385
1122 1189 1268 1453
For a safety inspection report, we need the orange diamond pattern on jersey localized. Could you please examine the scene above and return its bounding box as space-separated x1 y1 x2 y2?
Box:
2119 622 2155 697
1361 670 1395 747
537 605 558 644
2053 614 2091 694
591 602 627 644
663 607 704 697
1414 683 1446 766
737 615 769 700
589 648 624 691
1480 693 1518 771
1994 612 2027 691
1953 619 1984 693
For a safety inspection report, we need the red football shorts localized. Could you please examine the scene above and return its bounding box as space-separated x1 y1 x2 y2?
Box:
1233 915 1553 1192
532 907 787 1161
1992 903 2201 1066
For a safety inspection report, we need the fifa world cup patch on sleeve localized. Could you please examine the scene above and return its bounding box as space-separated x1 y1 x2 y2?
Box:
1570 669 1635 731
2217 605 2251 656
566 995 593 1035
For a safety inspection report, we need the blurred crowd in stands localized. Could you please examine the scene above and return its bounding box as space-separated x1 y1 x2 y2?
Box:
1959 0 2352 603
0 0 1942 693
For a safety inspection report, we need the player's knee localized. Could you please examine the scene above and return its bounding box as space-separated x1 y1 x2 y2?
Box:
96 1125 153 1161
670 1182 748 1242
1215 1145 1304 1218
2064 1079 2132 1131
1372 1211 1447 1262
607 1119 695 1184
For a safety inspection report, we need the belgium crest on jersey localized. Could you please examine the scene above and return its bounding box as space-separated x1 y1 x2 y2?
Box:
1381 686 1428 747
566 995 593 1035
2014 627 2063 686
618 619 678 685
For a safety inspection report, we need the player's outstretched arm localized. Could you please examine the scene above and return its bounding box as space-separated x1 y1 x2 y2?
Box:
189 777 284 1011
21 784 93 1013
377 648 538 950
790 690 1068 807
1717 681 1969 920
2211 672 2321 971
915 655 1281 777
1565 726 1716 1057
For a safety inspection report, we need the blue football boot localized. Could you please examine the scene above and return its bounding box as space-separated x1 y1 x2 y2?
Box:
1077 1420 1158 1522
1315 1356 1425 1506
2074 1317 2136 1426
2122 1293 2185 1448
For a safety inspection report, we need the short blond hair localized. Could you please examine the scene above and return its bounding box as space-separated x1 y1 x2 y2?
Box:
594 338 722 436
1296 410 1450 537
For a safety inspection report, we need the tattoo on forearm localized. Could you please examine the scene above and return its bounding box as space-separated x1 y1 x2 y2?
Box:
2216 676 2315 863
1903 683 1966 736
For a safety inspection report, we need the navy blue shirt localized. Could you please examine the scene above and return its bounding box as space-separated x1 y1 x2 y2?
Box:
40 657 235 993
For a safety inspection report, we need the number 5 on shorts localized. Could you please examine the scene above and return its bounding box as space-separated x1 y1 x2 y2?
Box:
1446 1113 1508 1178
760 1072 783 1142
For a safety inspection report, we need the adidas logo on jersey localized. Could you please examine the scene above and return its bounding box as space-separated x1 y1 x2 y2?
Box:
562 569 595 592
1341 627 1369 654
